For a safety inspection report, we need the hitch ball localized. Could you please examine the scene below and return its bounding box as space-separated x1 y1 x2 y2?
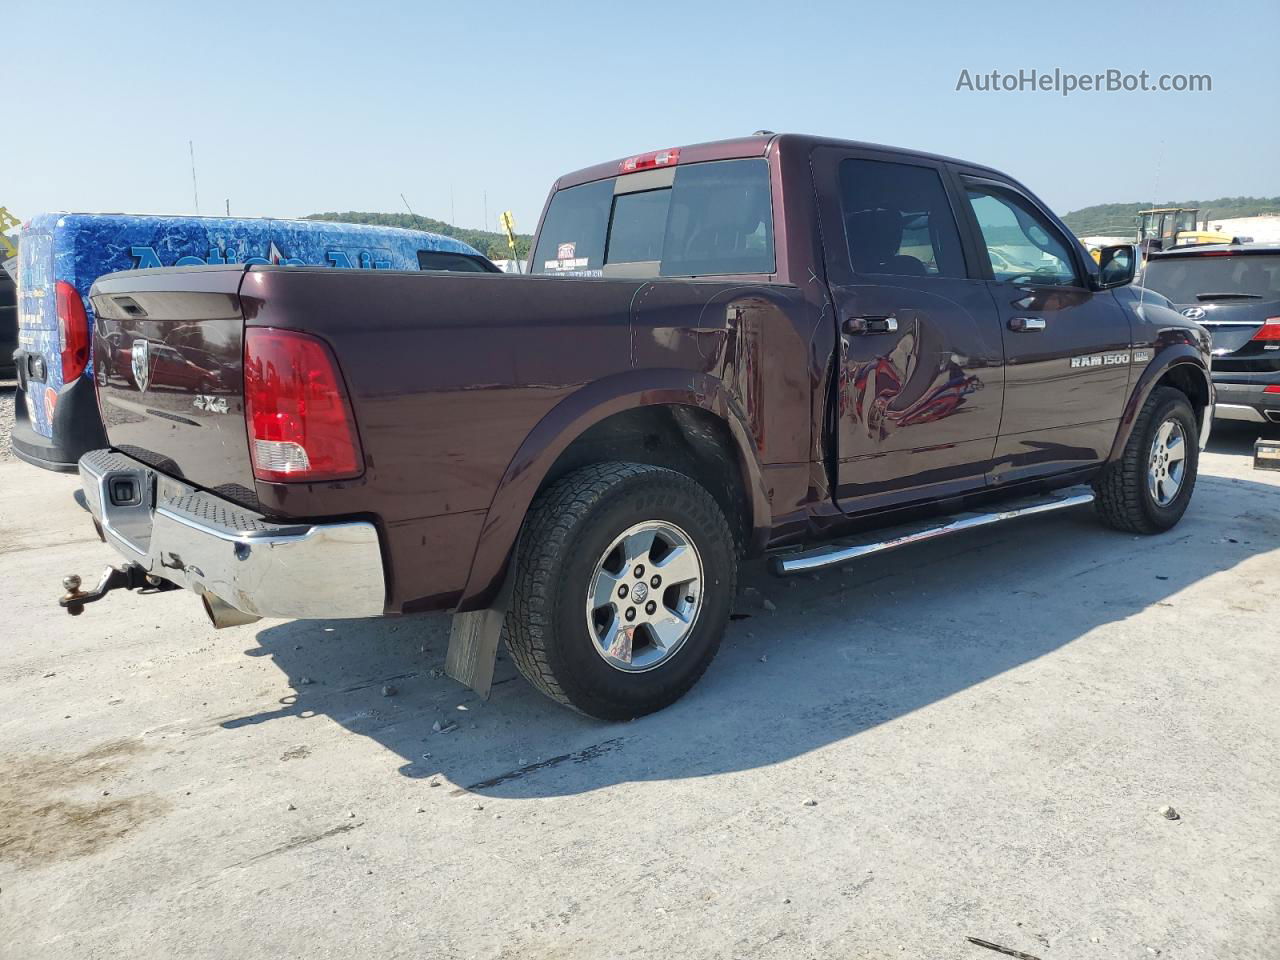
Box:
62 574 86 616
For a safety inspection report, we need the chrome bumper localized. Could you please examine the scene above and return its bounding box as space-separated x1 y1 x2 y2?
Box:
1214 403 1267 423
79 450 386 620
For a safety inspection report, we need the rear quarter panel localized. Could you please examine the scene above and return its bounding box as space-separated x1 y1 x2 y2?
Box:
241 269 640 610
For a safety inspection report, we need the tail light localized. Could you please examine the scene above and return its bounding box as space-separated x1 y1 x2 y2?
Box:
1264 385 1280 395
620 148 680 173
1250 318 1280 342
244 328 363 483
55 281 90 381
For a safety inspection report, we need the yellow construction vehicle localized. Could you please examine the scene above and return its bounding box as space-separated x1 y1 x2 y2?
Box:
1137 207 1233 253
0 206 20 259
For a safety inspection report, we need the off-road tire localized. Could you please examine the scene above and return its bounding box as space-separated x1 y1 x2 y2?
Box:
1093 386 1199 534
504 462 737 720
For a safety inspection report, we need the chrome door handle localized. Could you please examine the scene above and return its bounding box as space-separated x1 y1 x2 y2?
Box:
844 316 898 335
1009 317 1046 332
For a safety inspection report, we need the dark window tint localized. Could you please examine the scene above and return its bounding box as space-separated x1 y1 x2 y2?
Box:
606 190 670 264
531 178 614 276
965 187 1078 286
532 158 774 278
839 159 966 279
416 251 500 273
1143 254 1280 303
660 158 774 277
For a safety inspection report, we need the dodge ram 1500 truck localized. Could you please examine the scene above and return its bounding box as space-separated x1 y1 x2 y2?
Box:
65 133 1213 720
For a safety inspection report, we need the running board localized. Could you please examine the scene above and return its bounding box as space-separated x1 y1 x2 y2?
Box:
771 486 1096 576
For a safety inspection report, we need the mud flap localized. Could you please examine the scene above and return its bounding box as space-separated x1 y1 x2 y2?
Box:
445 570 514 699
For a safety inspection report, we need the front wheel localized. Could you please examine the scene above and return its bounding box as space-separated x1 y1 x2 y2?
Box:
503 462 738 720
1094 386 1200 533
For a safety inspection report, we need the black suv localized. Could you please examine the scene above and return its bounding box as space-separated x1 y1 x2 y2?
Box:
1143 244 1280 425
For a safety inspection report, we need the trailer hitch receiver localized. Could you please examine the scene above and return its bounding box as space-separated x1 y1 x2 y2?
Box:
59 563 175 615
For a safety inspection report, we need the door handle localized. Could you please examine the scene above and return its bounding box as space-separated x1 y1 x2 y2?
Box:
1009 317 1046 332
844 315 898 335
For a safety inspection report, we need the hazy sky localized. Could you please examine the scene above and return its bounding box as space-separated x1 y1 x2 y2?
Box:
7 1 1277 234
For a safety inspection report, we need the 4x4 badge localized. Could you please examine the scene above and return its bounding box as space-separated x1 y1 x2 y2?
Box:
131 339 150 392
193 394 229 414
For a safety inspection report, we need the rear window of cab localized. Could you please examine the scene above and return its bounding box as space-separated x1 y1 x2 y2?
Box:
532 157 774 279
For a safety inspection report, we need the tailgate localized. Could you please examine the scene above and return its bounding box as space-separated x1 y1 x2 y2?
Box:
90 266 257 504
1193 299 1280 354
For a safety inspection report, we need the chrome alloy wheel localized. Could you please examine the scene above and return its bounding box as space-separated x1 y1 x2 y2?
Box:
1148 417 1187 507
585 520 704 673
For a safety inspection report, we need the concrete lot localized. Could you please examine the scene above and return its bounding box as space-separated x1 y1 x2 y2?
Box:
0 380 16 464
2 403 1278 960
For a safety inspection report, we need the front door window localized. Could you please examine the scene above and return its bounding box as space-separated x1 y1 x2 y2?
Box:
966 187 1079 286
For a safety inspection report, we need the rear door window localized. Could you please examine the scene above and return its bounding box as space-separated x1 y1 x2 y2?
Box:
532 158 774 278
837 159 967 279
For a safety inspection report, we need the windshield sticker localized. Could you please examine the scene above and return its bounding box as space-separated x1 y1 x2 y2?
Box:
543 256 590 272
544 242 589 272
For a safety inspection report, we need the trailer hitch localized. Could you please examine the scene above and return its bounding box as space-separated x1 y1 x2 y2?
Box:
59 563 177 615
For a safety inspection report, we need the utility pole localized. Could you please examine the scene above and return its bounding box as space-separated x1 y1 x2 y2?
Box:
483 191 488 233
189 140 201 215
225 199 230 217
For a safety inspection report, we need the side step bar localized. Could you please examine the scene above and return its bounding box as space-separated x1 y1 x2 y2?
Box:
771 485 1096 576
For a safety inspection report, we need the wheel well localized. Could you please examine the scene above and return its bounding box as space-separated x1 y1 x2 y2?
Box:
1157 364 1210 424
538 404 752 555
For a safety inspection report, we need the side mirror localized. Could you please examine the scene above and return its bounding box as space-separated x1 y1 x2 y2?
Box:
1094 243 1137 289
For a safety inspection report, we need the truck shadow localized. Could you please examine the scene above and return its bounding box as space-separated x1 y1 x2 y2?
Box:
1206 418 1280 457
229 468 1280 800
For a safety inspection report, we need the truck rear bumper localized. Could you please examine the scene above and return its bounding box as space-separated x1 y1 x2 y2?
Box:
79 450 386 620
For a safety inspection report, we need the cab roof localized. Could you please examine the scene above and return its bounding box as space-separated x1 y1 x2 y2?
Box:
552 132 1007 190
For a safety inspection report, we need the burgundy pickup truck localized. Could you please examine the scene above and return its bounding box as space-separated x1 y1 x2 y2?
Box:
67 133 1213 719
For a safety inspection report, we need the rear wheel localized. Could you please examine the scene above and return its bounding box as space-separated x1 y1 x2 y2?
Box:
1094 386 1199 533
504 462 737 720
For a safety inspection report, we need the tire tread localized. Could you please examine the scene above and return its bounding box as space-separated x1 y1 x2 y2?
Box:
504 461 735 717
1093 386 1195 534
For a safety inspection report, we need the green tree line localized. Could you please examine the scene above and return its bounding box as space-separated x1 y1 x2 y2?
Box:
305 211 532 261
1062 196 1280 237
